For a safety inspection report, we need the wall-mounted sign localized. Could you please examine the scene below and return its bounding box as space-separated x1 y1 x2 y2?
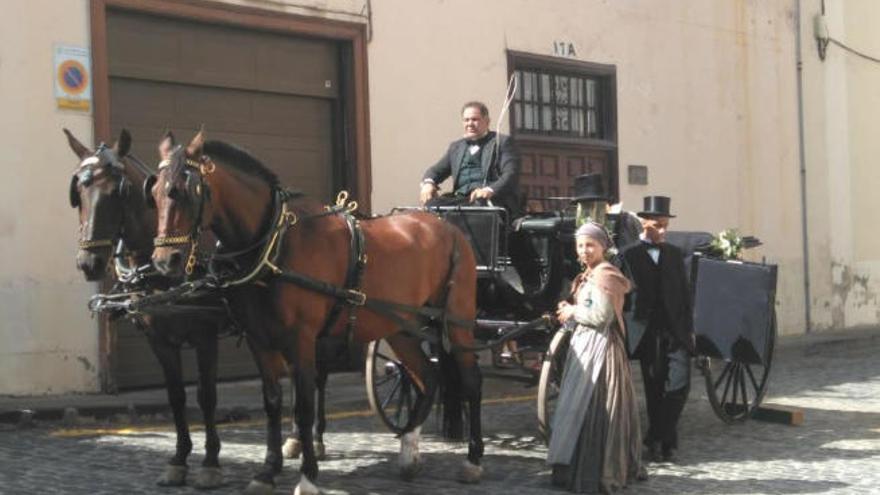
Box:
553 41 577 58
54 45 91 111
628 164 648 185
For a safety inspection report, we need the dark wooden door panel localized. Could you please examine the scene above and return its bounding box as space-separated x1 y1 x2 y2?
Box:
518 144 611 212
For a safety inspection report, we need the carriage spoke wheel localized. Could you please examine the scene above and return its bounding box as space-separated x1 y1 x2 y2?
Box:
365 339 417 434
702 312 776 423
537 329 570 444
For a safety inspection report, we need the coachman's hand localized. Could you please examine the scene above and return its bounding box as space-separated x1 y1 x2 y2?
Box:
419 183 438 205
469 187 494 202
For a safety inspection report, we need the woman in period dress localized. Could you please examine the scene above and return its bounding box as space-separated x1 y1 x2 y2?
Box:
548 222 646 493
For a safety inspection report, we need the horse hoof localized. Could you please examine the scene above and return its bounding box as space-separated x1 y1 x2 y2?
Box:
194 466 224 489
458 460 483 484
293 476 320 495
156 464 187 486
243 479 274 495
282 437 302 459
315 441 326 460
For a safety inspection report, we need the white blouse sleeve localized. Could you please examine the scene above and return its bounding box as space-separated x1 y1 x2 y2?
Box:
572 285 614 330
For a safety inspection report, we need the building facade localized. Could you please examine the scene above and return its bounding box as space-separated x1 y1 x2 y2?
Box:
0 0 872 395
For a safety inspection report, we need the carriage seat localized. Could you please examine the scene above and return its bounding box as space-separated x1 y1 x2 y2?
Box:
426 205 507 276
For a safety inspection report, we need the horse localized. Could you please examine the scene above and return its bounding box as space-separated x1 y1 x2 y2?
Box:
147 130 484 494
66 128 321 489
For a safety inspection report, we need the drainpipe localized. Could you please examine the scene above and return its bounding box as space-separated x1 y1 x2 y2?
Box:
795 0 813 333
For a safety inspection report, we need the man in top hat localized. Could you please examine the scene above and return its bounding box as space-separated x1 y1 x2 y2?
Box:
570 173 642 261
622 196 694 463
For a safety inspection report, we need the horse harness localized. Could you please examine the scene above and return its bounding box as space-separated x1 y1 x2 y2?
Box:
153 153 472 349
211 187 466 349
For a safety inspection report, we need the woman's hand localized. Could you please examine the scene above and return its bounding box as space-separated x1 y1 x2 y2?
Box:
556 301 576 323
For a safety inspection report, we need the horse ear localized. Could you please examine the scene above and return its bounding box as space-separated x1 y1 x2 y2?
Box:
187 128 205 157
114 129 132 158
63 128 92 160
159 131 176 160
69 175 80 208
143 174 158 209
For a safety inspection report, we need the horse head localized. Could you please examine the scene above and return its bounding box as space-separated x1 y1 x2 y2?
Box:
65 128 135 281
149 130 215 277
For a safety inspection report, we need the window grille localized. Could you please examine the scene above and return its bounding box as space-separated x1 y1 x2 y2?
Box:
512 69 604 139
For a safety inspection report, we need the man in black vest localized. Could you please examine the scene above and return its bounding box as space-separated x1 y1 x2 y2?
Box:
419 101 521 216
622 196 694 463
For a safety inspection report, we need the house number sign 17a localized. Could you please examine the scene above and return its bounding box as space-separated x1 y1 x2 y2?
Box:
553 41 576 58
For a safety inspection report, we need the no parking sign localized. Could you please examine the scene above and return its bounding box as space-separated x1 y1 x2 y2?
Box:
54 45 91 111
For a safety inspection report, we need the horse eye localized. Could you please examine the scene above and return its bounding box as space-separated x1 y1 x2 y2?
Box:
166 181 180 200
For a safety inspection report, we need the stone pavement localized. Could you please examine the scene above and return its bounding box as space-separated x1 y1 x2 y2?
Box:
1 327 879 494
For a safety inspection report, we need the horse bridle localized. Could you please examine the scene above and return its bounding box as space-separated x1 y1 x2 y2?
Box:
71 144 130 251
152 149 215 275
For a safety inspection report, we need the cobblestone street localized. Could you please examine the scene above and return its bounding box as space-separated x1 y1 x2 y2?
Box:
1 331 879 494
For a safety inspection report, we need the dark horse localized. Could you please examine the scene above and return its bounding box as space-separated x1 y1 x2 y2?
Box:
65 128 227 488
148 131 484 494
65 129 334 488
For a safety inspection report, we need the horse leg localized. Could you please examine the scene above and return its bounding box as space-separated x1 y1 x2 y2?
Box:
147 335 191 487
289 341 321 495
282 366 328 461
453 347 484 483
314 364 328 460
192 332 223 489
385 333 437 480
282 377 302 459
244 349 287 495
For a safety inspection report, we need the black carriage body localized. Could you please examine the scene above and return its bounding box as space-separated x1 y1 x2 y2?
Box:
430 206 506 275
691 255 777 366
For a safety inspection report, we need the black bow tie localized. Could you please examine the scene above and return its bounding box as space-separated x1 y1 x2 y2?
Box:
643 240 659 249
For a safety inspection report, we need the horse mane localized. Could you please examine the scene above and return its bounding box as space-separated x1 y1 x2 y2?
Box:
203 140 280 187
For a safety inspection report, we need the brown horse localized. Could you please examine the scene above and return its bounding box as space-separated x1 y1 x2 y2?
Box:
149 131 484 494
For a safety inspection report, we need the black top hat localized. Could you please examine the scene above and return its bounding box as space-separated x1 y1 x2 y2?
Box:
638 196 676 218
571 174 608 202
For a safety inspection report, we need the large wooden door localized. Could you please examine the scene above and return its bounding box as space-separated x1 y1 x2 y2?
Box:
106 9 340 388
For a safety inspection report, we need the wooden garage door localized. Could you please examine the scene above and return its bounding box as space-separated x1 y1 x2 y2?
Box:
107 10 339 388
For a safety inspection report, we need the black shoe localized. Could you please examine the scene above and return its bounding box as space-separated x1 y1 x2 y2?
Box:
661 448 678 463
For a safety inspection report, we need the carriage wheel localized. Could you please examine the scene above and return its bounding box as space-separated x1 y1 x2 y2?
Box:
365 339 418 434
537 329 570 443
702 311 777 423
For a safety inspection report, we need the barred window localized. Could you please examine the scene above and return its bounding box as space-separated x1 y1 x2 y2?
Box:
512 69 605 139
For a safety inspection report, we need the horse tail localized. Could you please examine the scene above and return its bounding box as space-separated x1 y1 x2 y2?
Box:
437 223 478 440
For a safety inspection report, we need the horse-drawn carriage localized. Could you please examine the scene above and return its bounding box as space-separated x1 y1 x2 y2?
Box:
70 128 778 493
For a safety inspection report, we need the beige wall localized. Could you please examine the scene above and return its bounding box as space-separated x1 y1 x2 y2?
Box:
368 0 805 335
801 0 880 330
5 0 851 394
0 0 100 394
